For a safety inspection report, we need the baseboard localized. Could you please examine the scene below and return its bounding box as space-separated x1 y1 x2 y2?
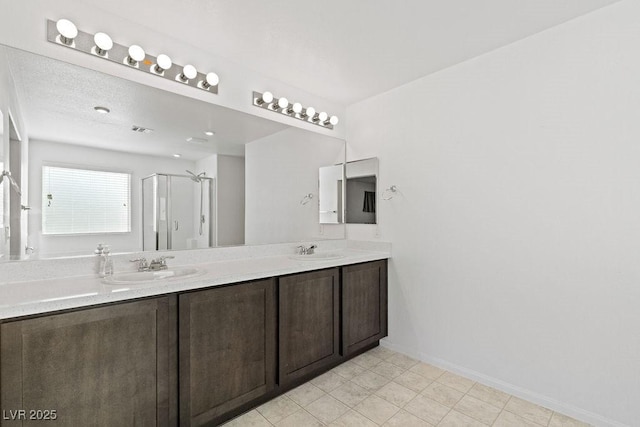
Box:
378 339 627 427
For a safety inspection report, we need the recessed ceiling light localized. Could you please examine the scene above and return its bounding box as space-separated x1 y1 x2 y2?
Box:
94 106 110 114
173 153 182 158
204 131 215 136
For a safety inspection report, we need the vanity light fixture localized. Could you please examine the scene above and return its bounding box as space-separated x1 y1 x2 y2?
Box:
94 106 110 114
153 54 172 74
200 72 219 90
177 64 197 83
46 19 219 94
126 45 145 67
56 18 78 46
252 91 338 130
92 32 113 57
255 91 273 106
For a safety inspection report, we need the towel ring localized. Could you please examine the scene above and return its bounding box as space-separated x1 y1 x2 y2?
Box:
382 185 398 200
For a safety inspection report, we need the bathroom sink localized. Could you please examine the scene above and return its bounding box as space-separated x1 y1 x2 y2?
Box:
289 252 345 261
103 267 205 285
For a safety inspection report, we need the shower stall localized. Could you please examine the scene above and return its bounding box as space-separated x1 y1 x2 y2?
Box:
142 172 215 251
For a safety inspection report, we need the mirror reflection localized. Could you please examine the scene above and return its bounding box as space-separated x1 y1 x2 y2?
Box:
0 44 345 260
345 158 378 224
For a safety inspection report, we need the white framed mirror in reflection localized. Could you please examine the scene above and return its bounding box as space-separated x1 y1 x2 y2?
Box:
0 44 345 261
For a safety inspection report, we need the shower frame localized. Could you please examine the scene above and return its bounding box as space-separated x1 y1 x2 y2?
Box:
141 173 215 251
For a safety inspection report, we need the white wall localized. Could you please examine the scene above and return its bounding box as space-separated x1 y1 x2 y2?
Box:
29 140 194 257
346 2 639 426
245 128 345 245
217 155 245 246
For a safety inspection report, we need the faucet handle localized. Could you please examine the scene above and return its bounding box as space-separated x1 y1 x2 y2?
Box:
130 257 149 271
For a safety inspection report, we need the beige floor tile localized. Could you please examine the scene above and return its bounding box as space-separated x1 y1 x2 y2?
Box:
311 370 347 392
436 372 475 393
330 381 372 407
438 410 488 427
305 394 350 424
493 410 541 427
257 395 301 424
387 352 419 370
382 410 434 426
286 382 326 407
332 360 368 380
454 395 501 425
420 381 464 407
403 394 450 425
376 381 417 407
549 412 592 427
504 397 553 426
466 383 510 409
223 409 272 427
354 394 401 425
367 346 398 360
275 409 323 427
409 362 445 381
371 361 407 379
351 370 390 392
351 352 384 369
394 370 433 392
329 409 379 427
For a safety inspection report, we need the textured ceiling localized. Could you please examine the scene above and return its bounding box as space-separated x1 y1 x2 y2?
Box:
5 47 289 160
81 0 620 105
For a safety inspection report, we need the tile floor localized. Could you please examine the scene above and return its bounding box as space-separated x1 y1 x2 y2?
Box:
223 346 591 427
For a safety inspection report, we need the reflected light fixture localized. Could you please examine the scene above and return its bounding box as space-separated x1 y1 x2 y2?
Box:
126 45 145 66
204 131 215 136
56 18 77 45
173 153 182 158
46 19 219 95
154 54 172 74
252 91 338 130
93 32 113 56
178 64 197 82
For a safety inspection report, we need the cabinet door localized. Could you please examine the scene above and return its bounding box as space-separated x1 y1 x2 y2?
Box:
279 268 340 386
0 297 172 427
179 279 276 426
342 260 388 356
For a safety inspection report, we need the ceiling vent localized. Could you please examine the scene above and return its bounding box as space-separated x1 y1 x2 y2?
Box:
131 125 153 134
186 136 208 145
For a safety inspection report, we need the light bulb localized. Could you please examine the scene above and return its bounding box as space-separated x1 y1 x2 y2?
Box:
305 107 316 119
277 97 289 110
154 54 172 73
201 72 219 89
329 115 339 125
292 103 303 114
178 64 197 82
93 32 113 56
56 19 78 45
127 45 145 65
318 112 328 122
256 91 274 105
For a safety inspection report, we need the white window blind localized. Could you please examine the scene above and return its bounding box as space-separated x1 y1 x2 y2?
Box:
42 166 131 235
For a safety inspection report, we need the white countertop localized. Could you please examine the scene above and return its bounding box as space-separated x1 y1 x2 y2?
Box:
0 247 389 320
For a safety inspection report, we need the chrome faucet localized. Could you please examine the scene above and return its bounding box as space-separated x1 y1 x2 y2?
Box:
149 255 175 271
296 244 318 255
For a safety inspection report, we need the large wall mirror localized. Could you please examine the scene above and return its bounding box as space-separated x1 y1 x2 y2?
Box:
0 44 345 261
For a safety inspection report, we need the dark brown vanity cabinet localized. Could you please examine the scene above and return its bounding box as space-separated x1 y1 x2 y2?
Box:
178 279 277 426
342 260 388 356
278 268 341 387
0 297 172 427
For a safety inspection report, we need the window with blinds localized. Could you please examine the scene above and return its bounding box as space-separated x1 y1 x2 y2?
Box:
42 166 131 235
